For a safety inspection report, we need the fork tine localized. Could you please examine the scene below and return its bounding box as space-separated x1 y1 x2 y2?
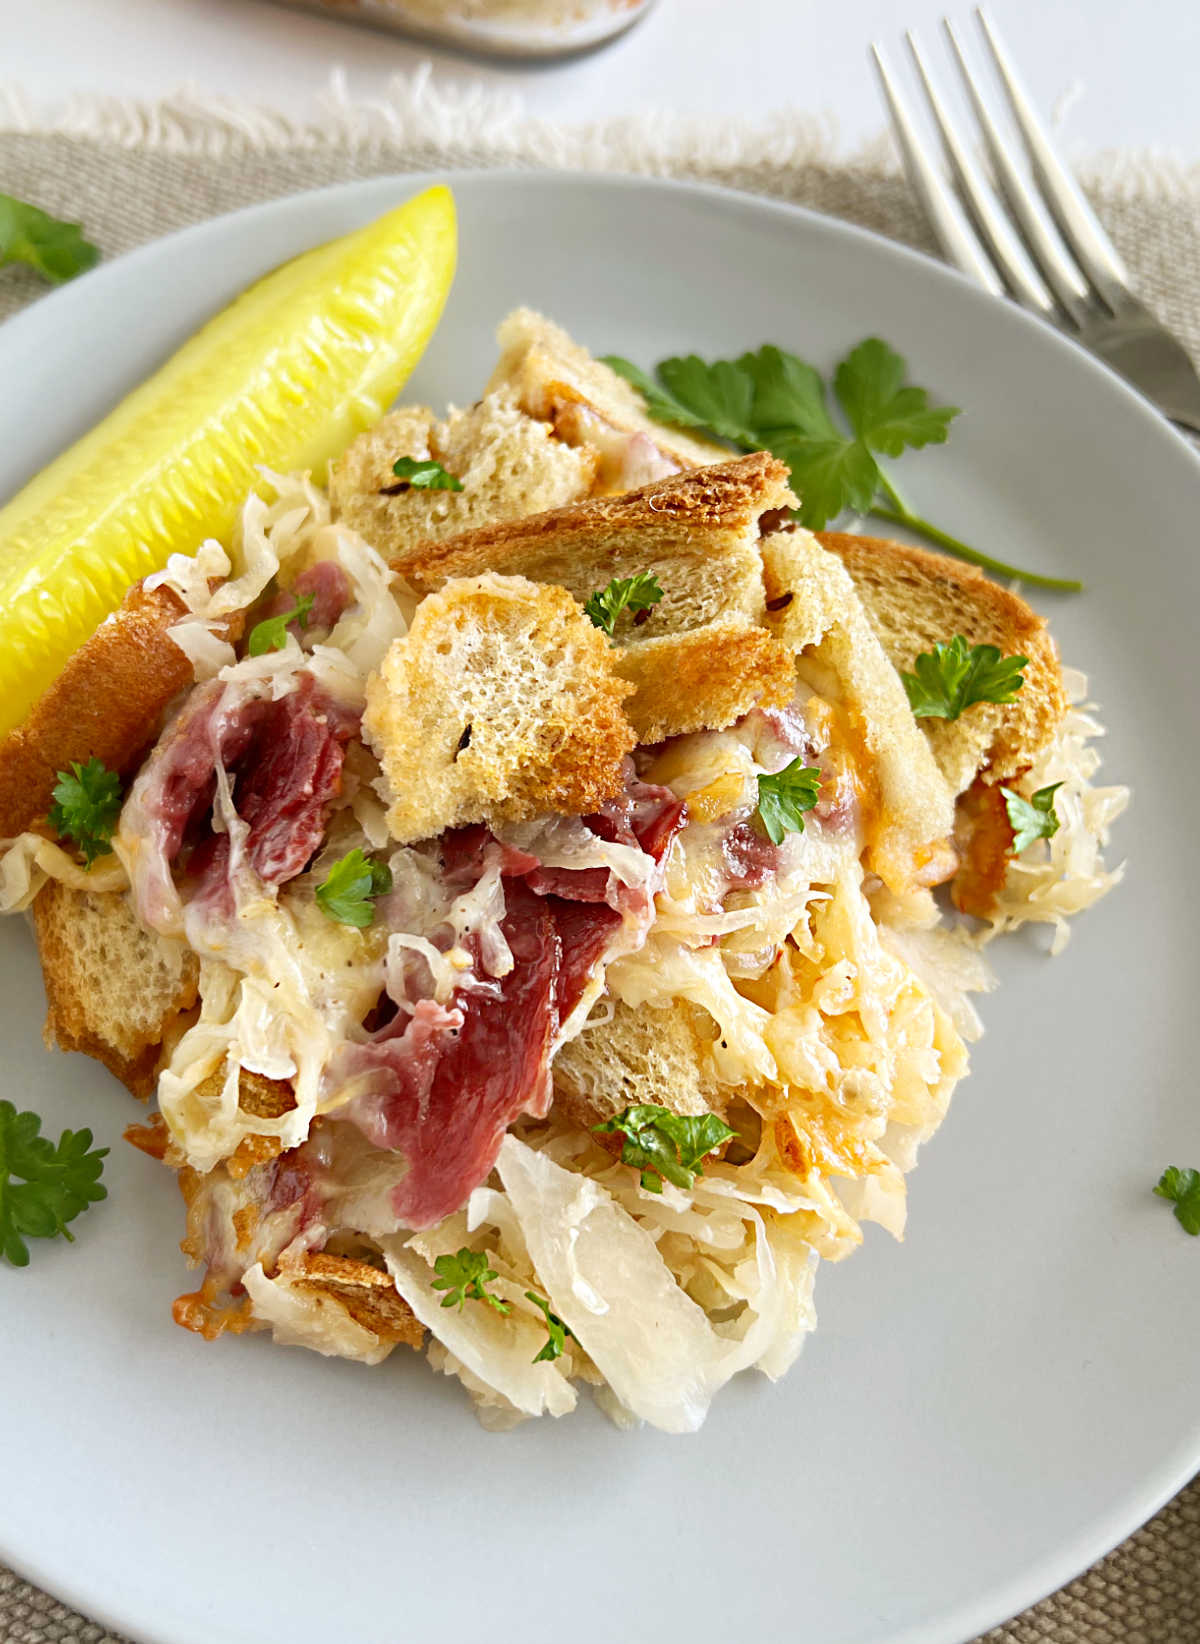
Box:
975 7 1131 307
870 42 1005 297
904 30 1055 319
944 18 1092 322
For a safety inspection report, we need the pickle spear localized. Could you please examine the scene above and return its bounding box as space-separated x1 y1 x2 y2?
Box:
0 184 457 735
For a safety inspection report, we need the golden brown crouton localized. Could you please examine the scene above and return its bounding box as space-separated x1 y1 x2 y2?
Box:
365 573 635 844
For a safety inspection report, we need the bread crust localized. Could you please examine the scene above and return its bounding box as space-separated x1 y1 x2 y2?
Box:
328 396 596 563
816 531 1067 791
290 1253 425 1349
760 529 958 895
173 1230 423 1353
487 306 732 473
391 453 792 599
365 572 636 843
553 998 723 1130
616 618 795 744
0 581 194 841
172 1146 423 1351
32 881 199 1099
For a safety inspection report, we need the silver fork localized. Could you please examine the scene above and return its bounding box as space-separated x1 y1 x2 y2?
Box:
873 9 1200 436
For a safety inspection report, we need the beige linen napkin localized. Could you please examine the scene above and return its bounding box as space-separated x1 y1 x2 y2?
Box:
0 80 1197 1644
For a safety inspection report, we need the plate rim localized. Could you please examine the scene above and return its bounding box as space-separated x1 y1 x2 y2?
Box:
1 164 1197 1644
5 164 1200 486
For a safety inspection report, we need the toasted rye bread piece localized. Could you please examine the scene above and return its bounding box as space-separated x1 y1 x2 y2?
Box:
231 1069 296 1120
32 876 304 1123
816 532 1067 797
0 582 195 842
172 1153 423 1352
365 572 636 844
32 881 199 1099
950 776 1015 919
761 529 958 893
553 998 725 1130
176 1252 424 1353
206 1067 297 1178
388 455 796 746
615 616 796 744
488 307 732 477
288 1252 425 1350
328 393 596 566
125 1084 294 1172
391 454 793 643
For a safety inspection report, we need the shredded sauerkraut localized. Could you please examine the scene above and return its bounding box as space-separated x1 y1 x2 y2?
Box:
214 804 966 1427
3 449 1131 1437
127 484 975 1425
221 1120 819 1433
145 467 412 694
0 832 127 912
979 666 1129 954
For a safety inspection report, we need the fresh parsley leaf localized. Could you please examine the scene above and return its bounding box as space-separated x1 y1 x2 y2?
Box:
834 337 960 458
0 1100 108 1267
525 1291 573 1363
314 848 393 928
608 339 1079 591
247 591 315 657
765 430 880 531
766 338 954 525
737 344 835 437
1155 1167 1200 1236
1001 782 1063 854
47 758 123 867
390 456 464 492
593 1103 736 1194
901 636 1029 721
652 354 759 444
583 572 664 637
431 1248 511 1312
0 193 99 285
601 356 713 430
755 758 822 846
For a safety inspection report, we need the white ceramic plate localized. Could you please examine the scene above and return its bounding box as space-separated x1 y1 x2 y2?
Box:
0 173 1196 1644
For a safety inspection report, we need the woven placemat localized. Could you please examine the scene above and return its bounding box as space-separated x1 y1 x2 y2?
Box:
0 80 1197 1644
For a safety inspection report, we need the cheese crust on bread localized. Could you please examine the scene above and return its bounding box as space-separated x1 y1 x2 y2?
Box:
815 532 1126 930
816 531 1068 797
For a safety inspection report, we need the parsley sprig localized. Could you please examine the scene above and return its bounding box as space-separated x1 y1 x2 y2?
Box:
1002 782 1063 854
47 758 123 866
432 1248 511 1313
429 1257 576 1364
604 342 1081 592
583 572 664 637
526 1291 573 1362
1154 1166 1200 1236
901 636 1028 721
315 848 393 929
0 1101 108 1267
247 591 315 657
0 193 99 285
387 456 464 492
756 759 822 845
593 1103 736 1193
